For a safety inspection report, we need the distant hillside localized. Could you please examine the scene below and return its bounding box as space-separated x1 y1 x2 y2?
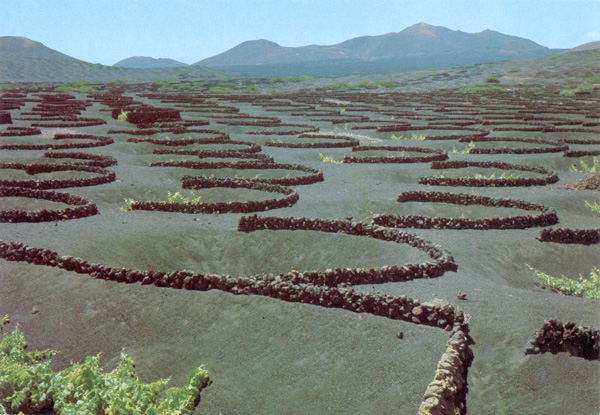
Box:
0 36 85 62
0 36 229 82
570 41 600 52
193 23 564 76
114 56 188 68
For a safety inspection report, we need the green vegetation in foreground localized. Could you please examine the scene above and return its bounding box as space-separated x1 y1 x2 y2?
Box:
269 75 321 83
0 83 17 90
319 153 343 164
458 85 507 94
451 142 475 154
117 110 129 122
121 191 202 211
322 82 356 91
357 80 398 89
559 79 600 96
206 86 236 94
322 80 397 90
108 77 138 84
0 315 210 414
570 158 600 173
54 80 99 93
391 133 426 141
167 191 202 204
584 200 600 215
528 266 600 299
241 85 261 93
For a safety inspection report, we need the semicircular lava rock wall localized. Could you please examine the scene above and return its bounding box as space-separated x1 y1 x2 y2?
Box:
130 177 299 214
419 160 559 187
525 319 599 361
537 228 600 245
0 187 98 222
373 191 558 230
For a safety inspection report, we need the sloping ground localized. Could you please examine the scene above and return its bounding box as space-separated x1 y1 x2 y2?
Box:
0 56 599 414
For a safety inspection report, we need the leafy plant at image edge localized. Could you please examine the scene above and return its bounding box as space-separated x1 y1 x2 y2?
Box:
584 200 600 215
527 266 600 299
0 316 210 414
570 158 600 173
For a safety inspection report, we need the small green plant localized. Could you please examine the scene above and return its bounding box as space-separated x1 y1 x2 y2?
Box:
527 266 600 299
391 134 426 141
451 142 475 154
0 316 210 414
117 110 129 122
120 198 135 212
584 200 600 215
241 85 261 93
319 153 343 164
167 191 202 204
570 158 599 173
0 83 16 90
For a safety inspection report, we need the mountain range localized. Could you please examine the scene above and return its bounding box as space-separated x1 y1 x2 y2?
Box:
1 23 591 81
192 23 566 75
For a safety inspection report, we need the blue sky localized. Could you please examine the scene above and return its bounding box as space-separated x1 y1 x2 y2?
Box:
1 0 599 65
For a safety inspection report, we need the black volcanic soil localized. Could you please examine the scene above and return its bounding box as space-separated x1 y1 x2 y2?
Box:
0 56 599 415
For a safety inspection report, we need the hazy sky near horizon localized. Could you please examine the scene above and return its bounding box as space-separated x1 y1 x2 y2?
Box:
1 0 599 65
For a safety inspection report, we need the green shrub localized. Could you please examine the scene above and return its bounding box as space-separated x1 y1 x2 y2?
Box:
484 77 500 83
0 316 210 414
241 86 261 93
108 77 137 84
458 86 506 94
451 142 475 154
586 76 600 84
120 198 135 212
584 200 600 215
319 153 343 164
207 86 235 94
528 266 600 299
117 110 129 122
269 75 320 83
0 83 16 90
322 82 355 90
54 80 99 93
391 134 426 141
559 83 600 96
167 191 202 204
570 158 600 173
